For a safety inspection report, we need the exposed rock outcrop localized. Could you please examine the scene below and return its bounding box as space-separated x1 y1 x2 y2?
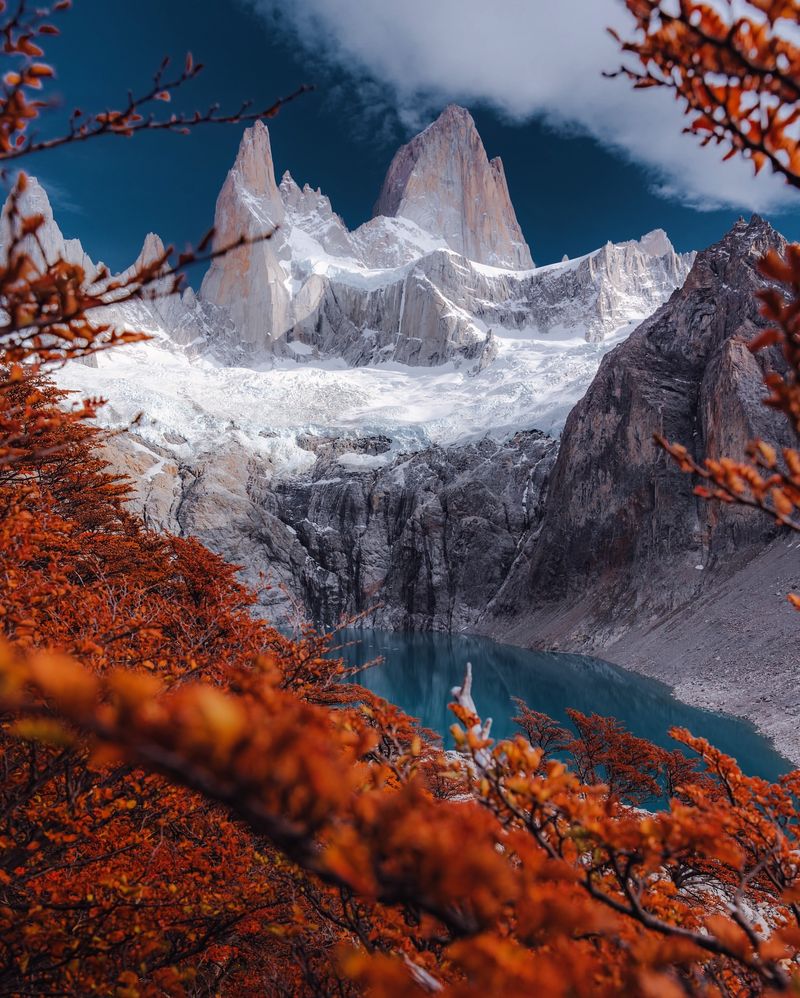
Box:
373 104 534 269
108 430 557 631
200 120 293 352
482 215 793 648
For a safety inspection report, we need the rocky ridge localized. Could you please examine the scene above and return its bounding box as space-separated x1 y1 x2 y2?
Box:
483 215 793 645
6 105 694 378
476 215 800 759
196 109 693 362
73 105 691 366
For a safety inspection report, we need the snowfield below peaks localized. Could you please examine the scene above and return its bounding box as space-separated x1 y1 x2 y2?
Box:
55 319 636 473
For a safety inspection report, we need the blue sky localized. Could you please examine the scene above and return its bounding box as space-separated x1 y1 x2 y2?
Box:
30 0 800 278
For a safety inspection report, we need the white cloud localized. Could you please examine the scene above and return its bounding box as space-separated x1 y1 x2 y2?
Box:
244 0 799 214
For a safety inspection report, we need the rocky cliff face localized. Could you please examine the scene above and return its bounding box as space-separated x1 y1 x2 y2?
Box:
108 428 557 631
373 104 533 270
481 215 792 648
248 431 555 629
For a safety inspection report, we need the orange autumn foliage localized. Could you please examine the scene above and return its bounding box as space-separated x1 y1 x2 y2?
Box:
2 1 800 995
610 0 800 188
0 379 394 994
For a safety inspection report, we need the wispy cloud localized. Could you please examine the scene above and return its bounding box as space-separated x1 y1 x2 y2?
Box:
242 0 799 214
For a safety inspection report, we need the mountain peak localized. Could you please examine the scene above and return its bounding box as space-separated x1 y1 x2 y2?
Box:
722 212 779 249
199 120 289 349
136 232 166 267
636 229 674 258
1 176 94 272
205 120 285 242
231 119 280 200
15 175 54 218
429 102 477 132
373 105 533 269
681 214 782 295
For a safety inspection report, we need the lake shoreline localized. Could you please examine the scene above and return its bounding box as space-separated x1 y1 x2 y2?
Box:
475 541 800 769
468 537 800 767
501 634 800 772
478 633 800 770
590 644 800 771
336 628 792 781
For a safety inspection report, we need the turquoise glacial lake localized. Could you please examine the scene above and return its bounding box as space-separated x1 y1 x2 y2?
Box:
329 629 792 782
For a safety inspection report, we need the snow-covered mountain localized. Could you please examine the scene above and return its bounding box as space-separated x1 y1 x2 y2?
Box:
10 105 694 466
195 107 692 366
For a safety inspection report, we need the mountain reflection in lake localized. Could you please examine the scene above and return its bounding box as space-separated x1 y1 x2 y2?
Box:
328 629 791 782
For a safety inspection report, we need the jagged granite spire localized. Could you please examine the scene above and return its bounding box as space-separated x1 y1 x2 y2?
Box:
0 176 95 272
225 118 284 218
372 105 534 270
200 120 292 349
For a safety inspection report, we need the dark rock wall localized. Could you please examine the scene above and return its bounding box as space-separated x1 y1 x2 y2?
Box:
481 216 793 646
